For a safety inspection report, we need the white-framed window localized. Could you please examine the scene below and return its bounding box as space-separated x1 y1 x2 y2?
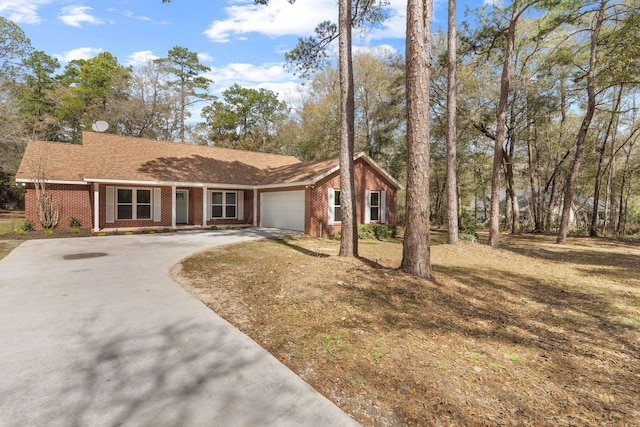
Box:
369 191 380 222
365 190 386 224
333 189 342 223
211 191 237 219
116 188 152 220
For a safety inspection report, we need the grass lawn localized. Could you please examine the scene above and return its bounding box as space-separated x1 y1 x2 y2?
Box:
0 210 25 260
0 210 24 235
176 230 640 426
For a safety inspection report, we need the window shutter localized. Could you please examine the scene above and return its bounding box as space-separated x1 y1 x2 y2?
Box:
365 190 371 224
381 190 387 224
153 188 162 222
237 191 244 220
106 186 115 223
327 188 335 226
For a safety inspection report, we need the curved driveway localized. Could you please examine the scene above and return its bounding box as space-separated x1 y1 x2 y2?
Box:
0 229 359 426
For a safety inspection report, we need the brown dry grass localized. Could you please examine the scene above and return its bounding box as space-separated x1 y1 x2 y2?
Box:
176 231 640 426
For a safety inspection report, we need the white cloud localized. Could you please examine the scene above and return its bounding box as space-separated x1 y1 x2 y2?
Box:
0 0 52 24
353 44 400 58
55 47 103 63
484 0 502 7
203 0 336 43
367 0 406 41
198 53 214 63
206 62 304 106
126 50 159 67
123 10 155 23
59 5 103 28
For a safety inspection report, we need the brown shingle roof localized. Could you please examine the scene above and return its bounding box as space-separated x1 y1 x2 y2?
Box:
259 157 339 186
17 132 401 189
17 132 302 185
16 140 86 182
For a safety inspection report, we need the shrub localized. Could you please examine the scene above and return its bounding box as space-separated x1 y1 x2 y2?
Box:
148 230 156 234
162 227 171 233
358 224 397 240
460 227 478 243
43 229 53 236
124 231 133 235
357 225 377 240
234 226 243 230
69 217 82 229
373 224 397 239
210 225 219 230
21 220 35 232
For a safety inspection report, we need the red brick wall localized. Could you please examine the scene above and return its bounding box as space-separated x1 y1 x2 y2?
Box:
25 183 92 230
192 187 203 226
24 159 395 234
308 158 397 237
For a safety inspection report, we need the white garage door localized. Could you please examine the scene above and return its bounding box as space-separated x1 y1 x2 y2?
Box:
261 190 305 231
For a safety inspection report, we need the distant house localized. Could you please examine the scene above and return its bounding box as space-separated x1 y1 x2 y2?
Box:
16 132 401 236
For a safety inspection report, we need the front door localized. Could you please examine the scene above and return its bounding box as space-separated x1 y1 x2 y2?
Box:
176 190 189 224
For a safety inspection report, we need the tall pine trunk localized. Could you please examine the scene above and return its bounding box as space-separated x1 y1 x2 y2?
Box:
589 85 622 236
338 0 358 257
488 1 519 248
445 0 459 244
557 0 607 244
402 0 433 278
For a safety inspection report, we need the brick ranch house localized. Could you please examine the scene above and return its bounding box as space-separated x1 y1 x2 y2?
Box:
16 132 401 236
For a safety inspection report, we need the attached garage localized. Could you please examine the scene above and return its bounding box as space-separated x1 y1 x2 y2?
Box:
260 190 305 232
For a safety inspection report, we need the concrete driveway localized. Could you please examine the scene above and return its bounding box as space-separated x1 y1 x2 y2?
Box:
0 229 359 426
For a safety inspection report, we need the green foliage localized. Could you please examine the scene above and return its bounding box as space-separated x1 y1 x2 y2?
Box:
0 169 23 210
459 227 478 243
162 227 171 233
357 224 397 240
357 225 376 240
155 45 212 141
202 84 288 151
0 17 33 79
18 51 60 140
504 353 521 362
21 220 34 232
43 228 53 236
55 52 131 142
69 217 82 229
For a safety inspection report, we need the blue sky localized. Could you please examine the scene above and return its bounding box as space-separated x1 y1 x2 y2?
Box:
1 0 486 105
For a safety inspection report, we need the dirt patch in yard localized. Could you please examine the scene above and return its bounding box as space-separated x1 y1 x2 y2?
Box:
0 240 21 261
175 231 640 426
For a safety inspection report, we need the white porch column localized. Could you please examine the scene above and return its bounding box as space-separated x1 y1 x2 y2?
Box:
93 183 100 232
202 187 208 227
171 185 177 229
253 190 258 226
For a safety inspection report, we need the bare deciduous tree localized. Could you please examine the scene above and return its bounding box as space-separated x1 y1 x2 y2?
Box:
30 146 59 229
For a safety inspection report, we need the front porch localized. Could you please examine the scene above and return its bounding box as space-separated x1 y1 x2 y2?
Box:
96 224 255 234
91 183 257 232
